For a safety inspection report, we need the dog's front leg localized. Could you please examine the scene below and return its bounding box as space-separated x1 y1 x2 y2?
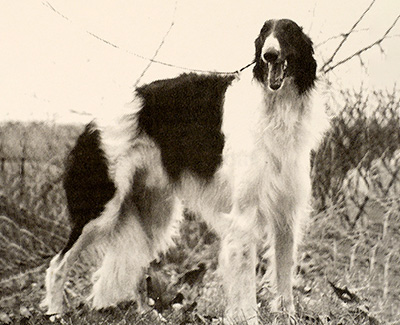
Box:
219 207 259 325
270 223 296 315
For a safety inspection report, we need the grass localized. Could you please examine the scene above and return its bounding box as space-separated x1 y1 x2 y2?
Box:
0 113 400 324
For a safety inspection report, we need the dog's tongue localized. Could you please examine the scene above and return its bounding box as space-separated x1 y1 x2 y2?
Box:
268 61 285 90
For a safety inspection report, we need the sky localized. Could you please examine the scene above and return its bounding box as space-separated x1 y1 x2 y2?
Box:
1 0 399 123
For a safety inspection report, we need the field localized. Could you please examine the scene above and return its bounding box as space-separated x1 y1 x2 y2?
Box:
1 90 400 324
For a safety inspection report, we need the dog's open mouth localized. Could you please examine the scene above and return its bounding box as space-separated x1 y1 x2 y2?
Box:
267 60 287 91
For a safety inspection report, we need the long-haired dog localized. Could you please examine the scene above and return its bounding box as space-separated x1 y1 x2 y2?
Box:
41 19 326 323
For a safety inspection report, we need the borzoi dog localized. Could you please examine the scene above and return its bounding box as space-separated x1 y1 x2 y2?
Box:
41 19 326 323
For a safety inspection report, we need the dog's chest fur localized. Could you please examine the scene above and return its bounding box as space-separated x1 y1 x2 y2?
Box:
179 71 314 217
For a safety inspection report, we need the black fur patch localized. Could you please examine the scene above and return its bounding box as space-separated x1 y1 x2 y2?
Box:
253 19 316 94
61 123 116 254
136 73 234 181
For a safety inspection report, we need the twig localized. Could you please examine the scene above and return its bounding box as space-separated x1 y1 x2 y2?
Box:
328 281 360 303
322 15 400 74
69 109 92 116
315 29 369 49
320 0 376 72
133 0 178 87
41 1 240 75
42 1 71 22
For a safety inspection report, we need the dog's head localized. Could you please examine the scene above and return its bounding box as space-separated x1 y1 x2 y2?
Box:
253 19 317 94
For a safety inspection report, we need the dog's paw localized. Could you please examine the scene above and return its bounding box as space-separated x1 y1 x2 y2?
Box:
271 295 295 314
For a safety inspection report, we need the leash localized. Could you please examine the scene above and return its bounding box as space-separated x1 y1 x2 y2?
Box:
233 61 256 75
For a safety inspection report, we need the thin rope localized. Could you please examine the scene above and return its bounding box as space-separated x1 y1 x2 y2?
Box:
235 61 256 74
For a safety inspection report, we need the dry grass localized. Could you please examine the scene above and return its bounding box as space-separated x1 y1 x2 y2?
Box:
1 100 400 324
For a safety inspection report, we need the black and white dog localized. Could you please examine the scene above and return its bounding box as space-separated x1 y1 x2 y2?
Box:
42 19 326 323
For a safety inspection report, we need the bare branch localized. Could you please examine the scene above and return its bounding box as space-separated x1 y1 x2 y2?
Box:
358 55 366 72
322 15 400 74
315 29 369 49
69 109 92 116
386 34 400 39
320 0 376 72
377 43 385 55
42 1 71 22
42 1 238 75
134 0 178 87
307 1 318 34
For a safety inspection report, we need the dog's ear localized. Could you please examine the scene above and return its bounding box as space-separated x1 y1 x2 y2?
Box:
299 29 317 76
253 20 274 83
254 33 265 60
293 28 317 94
300 29 315 55
254 34 263 58
254 20 274 60
253 33 266 83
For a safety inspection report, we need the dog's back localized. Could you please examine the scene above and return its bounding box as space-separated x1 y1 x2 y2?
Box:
41 18 326 324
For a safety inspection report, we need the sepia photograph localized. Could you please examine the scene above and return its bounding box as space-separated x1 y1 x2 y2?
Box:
1 1 399 324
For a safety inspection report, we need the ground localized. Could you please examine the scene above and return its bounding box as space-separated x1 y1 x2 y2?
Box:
0 121 399 324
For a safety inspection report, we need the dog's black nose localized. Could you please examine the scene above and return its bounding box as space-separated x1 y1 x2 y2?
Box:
263 48 280 62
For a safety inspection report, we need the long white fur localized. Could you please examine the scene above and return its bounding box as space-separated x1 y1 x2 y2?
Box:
42 62 327 324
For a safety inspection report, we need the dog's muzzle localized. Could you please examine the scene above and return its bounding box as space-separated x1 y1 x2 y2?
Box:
262 48 287 91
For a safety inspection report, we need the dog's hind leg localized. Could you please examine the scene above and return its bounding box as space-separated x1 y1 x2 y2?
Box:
91 171 183 311
41 123 123 315
41 194 122 315
89 204 152 311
